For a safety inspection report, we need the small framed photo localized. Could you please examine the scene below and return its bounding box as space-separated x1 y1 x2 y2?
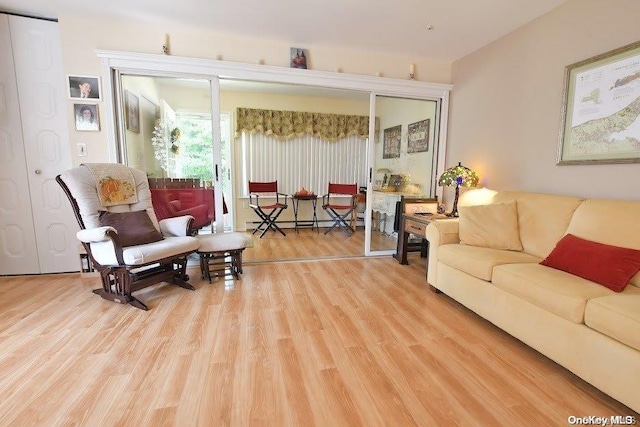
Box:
290 47 308 69
383 125 401 159
67 75 101 101
73 103 100 132
407 119 430 153
124 90 140 133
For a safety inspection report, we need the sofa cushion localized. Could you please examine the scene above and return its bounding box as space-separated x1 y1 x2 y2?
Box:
458 201 523 251
565 198 640 288
493 263 614 324
541 234 640 292
99 210 164 247
439 244 540 281
492 191 584 259
585 294 640 352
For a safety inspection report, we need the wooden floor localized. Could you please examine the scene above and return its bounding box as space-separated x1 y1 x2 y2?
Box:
0 255 636 426
242 227 398 263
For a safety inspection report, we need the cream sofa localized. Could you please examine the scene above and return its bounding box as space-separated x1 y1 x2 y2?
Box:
425 190 640 413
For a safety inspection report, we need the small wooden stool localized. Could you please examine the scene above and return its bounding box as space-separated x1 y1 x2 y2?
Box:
196 233 247 282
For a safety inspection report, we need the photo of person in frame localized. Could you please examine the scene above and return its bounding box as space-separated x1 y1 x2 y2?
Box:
290 48 308 69
68 75 101 100
74 103 100 131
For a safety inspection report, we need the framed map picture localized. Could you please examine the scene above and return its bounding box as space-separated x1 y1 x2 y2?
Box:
558 40 640 165
407 119 430 153
383 125 401 159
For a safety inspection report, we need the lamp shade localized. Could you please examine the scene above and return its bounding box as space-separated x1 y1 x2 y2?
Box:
438 162 479 217
438 162 479 188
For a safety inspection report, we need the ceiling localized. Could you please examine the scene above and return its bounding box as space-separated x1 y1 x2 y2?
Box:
1 0 569 62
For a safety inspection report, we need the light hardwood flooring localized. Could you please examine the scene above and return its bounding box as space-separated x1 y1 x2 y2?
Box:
241 227 398 263
0 255 637 426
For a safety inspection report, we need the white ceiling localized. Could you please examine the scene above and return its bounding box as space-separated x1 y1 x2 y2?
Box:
1 0 569 62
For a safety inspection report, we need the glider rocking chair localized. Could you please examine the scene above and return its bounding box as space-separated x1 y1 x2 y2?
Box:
57 163 200 310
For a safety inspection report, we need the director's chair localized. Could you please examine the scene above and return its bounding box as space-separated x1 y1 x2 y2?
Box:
322 183 358 236
248 181 289 238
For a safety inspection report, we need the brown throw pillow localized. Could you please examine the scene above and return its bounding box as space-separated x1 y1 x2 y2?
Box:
98 210 164 247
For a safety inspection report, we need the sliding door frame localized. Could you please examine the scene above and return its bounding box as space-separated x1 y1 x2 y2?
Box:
98 50 452 244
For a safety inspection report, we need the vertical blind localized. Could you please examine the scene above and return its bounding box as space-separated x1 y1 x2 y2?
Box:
240 132 368 196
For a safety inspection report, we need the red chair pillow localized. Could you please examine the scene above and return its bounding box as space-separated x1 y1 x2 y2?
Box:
540 234 640 292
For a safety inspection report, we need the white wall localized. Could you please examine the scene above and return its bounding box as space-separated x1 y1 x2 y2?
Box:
448 0 640 201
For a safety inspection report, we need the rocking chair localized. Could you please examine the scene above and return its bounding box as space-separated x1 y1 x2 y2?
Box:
57 163 200 310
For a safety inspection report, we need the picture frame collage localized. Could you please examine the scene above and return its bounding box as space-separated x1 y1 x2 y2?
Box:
382 119 430 159
67 74 101 132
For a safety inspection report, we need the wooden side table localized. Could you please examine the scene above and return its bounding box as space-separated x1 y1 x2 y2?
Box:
395 213 448 265
292 194 319 233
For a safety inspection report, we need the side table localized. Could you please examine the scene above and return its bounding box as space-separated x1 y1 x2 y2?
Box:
292 194 319 233
395 213 448 265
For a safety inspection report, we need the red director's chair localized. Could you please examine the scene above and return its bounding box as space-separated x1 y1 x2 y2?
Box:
322 183 358 235
248 181 289 238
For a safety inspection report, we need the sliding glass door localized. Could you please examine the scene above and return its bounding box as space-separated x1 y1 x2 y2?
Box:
117 75 229 232
101 50 451 263
221 79 371 262
365 95 441 255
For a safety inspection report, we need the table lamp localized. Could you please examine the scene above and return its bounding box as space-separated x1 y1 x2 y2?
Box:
438 162 479 217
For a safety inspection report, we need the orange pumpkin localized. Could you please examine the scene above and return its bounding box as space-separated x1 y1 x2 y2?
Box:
298 187 308 196
100 178 121 197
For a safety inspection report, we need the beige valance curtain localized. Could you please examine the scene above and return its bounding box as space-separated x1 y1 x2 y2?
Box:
236 107 371 141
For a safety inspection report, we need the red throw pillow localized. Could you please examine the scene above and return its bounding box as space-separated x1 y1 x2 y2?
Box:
99 210 164 247
540 234 640 292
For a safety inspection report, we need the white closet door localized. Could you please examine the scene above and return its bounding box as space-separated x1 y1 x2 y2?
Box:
8 15 78 274
0 15 40 274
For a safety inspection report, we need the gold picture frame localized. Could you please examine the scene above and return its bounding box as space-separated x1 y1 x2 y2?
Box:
558 40 640 165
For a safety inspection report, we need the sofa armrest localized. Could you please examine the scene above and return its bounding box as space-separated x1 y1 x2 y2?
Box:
426 219 460 287
426 219 460 246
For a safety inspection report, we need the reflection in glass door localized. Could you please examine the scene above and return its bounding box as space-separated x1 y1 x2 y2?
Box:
119 75 228 234
366 95 440 255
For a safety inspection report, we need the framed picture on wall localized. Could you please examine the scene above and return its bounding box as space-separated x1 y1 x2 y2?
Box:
558 40 640 165
67 75 101 100
290 47 308 69
407 119 430 153
73 103 100 132
383 125 401 159
125 90 140 133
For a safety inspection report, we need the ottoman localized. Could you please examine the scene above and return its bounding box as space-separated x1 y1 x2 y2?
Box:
196 233 247 282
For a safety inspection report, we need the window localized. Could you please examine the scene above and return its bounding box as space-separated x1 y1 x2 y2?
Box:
239 131 368 196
